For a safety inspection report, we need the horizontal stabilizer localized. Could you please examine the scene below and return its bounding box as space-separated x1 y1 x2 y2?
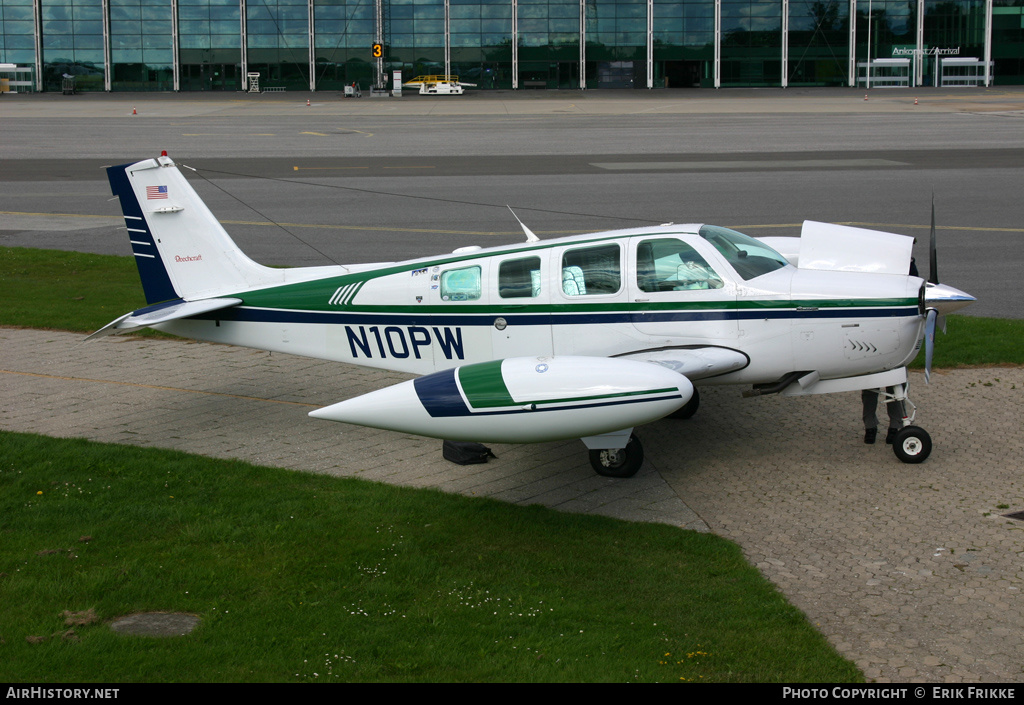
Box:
86 297 242 340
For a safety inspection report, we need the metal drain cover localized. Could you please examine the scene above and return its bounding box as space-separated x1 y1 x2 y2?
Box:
110 612 199 637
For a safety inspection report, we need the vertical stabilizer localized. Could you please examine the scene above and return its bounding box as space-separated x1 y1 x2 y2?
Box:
107 155 285 304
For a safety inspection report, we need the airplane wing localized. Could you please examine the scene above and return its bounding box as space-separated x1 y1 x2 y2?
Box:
86 297 243 340
615 347 749 380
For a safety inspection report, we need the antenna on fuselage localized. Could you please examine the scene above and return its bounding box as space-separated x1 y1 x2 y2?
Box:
507 206 540 243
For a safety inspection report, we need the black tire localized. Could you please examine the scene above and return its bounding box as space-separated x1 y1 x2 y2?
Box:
667 388 700 420
589 434 644 478
893 426 932 464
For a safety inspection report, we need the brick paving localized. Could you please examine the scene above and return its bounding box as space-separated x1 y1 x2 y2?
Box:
2 327 1023 681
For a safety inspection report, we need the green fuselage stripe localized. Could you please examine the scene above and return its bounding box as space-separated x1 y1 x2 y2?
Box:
458 360 516 409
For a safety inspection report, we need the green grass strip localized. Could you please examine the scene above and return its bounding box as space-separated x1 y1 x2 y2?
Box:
0 430 861 683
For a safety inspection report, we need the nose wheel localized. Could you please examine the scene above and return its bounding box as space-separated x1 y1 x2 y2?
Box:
877 383 933 464
892 425 932 463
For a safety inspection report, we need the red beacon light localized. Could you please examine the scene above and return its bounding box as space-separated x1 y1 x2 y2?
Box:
161 150 168 157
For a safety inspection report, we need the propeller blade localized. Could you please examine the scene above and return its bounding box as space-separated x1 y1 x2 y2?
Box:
924 308 938 384
929 195 939 285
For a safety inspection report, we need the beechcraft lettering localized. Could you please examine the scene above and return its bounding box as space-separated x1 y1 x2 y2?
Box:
92 153 976 478
345 325 465 360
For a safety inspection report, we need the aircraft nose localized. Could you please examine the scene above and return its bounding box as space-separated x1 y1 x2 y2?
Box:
924 282 976 315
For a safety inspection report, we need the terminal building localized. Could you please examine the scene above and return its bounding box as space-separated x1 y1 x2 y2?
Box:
0 0 1021 93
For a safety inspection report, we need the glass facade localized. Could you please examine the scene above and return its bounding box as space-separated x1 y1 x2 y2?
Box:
39 0 104 91
110 0 174 90
314 0 377 89
993 0 1024 84
1 0 35 65
787 0 849 86
179 0 240 90
0 0 1020 92
653 1 715 87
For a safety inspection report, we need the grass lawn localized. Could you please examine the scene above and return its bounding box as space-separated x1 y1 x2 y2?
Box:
0 431 861 683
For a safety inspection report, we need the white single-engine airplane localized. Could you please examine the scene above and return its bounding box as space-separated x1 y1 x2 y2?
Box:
91 154 975 477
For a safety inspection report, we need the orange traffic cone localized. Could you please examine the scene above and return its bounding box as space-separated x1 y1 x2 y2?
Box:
132 106 137 115
914 97 918 105
864 94 868 101
306 99 310 107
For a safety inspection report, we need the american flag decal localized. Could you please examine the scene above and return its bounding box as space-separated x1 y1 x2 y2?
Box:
147 185 169 200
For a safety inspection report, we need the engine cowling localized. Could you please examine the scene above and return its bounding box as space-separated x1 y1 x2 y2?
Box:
309 356 693 444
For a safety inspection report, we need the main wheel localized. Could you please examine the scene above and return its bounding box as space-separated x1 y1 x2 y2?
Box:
893 426 932 464
667 388 700 420
589 434 644 478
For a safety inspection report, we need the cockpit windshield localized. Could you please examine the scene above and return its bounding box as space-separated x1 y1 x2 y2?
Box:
698 225 791 281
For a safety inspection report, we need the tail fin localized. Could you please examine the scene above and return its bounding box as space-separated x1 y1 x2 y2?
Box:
107 155 283 304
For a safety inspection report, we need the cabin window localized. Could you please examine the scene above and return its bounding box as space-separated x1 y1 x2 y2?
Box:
440 265 482 301
636 238 723 292
561 244 621 296
498 256 541 298
698 225 789 281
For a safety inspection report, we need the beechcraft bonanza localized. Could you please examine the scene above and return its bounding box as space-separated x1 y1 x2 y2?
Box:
91 154 975 477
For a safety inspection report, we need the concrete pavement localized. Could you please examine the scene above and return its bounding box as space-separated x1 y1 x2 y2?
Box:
3 326 1023 682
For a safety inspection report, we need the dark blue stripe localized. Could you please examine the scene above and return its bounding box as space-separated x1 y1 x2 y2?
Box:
195 306 919 327
414 369 470 417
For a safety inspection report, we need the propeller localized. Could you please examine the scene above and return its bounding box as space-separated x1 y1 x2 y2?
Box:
924 308 937 384
920 196 975 382
928 194 939 285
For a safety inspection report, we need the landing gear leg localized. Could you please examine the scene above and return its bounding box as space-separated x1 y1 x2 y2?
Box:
885 383 932 463
589 434 644 478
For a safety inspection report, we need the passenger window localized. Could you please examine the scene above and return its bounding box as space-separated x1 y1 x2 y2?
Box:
636 238 723 292
440 265 481 301
561 244 621 296
498 256 541 298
